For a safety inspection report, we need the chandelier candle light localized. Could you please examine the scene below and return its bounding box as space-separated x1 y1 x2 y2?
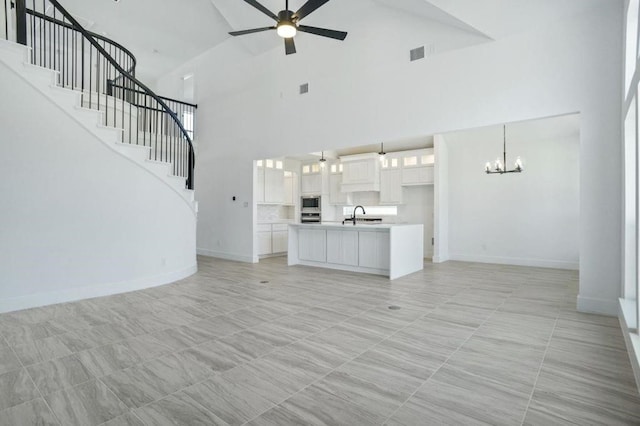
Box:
485 125 524 174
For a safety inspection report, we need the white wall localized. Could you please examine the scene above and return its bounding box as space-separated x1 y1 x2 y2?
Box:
156 2 623 314
0 60 197 313
398 186 434 257
444 122 580 269
434 134 450 263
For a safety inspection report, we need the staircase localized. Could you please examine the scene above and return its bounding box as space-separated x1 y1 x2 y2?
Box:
2 0 197 206
0 0 199 313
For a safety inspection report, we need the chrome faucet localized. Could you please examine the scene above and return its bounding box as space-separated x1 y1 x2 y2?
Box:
351 205 366 225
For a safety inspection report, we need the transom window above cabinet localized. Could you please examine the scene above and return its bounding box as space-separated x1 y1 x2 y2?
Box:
381 158 399 169
402 151 434 168
330 163 344 173
302 163 321 174
403 156 418 167
256 159 283 169
422 154 434 164
264 159 283 169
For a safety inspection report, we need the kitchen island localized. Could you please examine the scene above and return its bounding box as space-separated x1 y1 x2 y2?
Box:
288 223 424 280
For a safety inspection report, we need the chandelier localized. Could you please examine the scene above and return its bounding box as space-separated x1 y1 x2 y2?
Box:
485 125 523 174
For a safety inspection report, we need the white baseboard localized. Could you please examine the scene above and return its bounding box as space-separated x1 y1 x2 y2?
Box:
576 295 619 316
619 299 640 394
0 264 198 314
197 248 257 263
432 255 449 263
448 253 579 270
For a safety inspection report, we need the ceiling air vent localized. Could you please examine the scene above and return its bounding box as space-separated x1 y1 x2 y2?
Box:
410 46 425 62
300 83 309 94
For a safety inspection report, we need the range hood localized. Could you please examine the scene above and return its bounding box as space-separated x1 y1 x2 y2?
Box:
340 153 381 193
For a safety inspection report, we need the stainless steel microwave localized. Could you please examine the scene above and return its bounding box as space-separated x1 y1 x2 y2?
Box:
301 196 321 210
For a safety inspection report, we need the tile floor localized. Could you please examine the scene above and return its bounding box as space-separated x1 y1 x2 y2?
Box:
0 256 639 425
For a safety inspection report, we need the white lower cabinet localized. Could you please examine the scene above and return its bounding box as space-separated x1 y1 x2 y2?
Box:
272 230 289 253
257 231 272 256
358 231 391 270
298 228 327 262
326 230 359 266
289 224 423 279
258 223 288 256
298 228 389 270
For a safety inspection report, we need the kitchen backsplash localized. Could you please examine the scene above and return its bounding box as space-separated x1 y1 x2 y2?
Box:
258 205 294 222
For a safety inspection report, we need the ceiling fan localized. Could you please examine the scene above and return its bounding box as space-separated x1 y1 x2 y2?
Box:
228 0 348 55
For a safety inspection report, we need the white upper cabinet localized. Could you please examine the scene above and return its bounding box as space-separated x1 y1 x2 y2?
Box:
340 153 381 192
400 148 434 186
380 154 402 204
328 162 351 205
255 161 265 203
283 171 296 205
256 158 286 204
301 162 322 195
380 168 403 204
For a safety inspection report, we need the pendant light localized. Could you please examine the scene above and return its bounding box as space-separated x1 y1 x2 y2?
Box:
378 143 386 162
319 151 327 168
485 125 523 174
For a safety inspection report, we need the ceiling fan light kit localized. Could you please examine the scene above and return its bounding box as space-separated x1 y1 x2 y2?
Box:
229 0 348 55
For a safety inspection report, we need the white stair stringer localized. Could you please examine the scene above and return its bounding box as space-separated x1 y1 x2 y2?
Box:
0 39 197 210
115 142 151 163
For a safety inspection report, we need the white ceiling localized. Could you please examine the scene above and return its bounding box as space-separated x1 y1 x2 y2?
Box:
54 0 609 82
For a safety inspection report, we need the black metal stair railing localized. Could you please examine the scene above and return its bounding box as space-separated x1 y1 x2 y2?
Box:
4 0 196 190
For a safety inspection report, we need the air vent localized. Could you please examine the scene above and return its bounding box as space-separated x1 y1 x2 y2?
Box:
300 83 309 94
410 46 425 62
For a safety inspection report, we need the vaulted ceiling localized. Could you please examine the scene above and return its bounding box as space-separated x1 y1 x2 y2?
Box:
57 0 608 81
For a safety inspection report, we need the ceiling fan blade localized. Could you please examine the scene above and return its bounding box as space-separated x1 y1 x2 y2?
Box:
297 25 347 41
243 0 278 21
294 0 330 21
285 37 296 55
229 26 276 36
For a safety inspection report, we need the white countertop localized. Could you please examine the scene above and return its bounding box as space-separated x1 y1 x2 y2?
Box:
257 219 295 224
290 222 421 230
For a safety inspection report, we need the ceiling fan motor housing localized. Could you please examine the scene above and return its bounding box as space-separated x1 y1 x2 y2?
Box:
278 9 296 24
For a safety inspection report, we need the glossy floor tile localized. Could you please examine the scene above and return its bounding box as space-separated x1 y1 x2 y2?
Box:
0 368 40 411
44 379 129 426
0 256 639 425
